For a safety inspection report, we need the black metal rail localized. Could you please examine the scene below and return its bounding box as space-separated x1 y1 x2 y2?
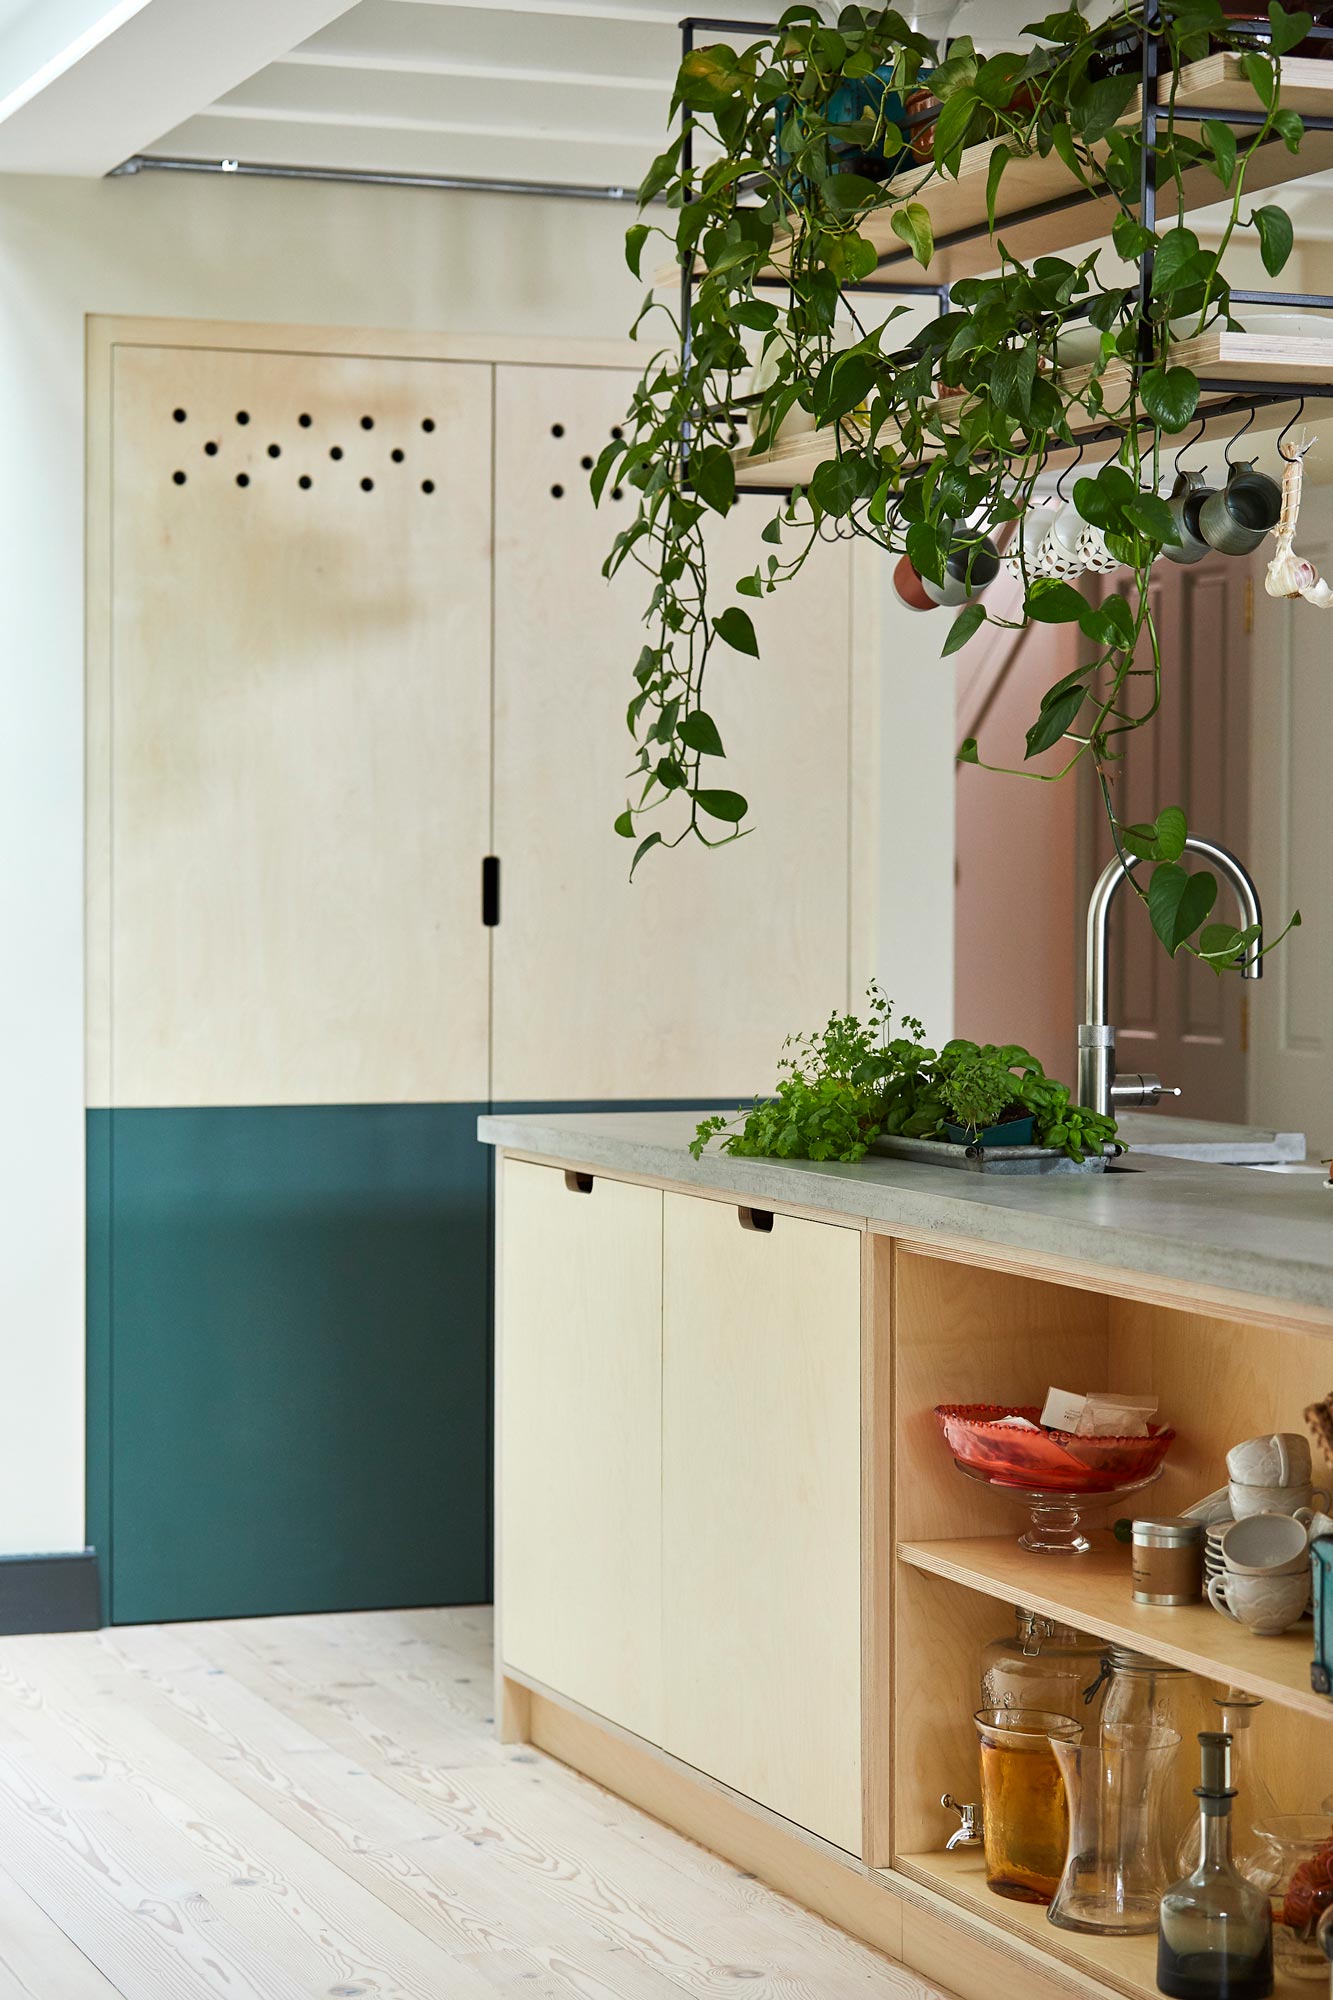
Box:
674 8 1333 496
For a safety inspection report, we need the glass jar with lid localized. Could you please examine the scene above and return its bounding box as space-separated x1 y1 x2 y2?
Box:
980 1606 1105 1721
1090 1646 1215 1856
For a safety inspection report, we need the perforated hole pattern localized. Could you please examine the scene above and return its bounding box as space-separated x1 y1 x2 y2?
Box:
547 419 627 501
165 407 442 496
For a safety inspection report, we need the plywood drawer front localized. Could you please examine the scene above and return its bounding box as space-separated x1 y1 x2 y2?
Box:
500 1159 663 1742
661 1191 863 1851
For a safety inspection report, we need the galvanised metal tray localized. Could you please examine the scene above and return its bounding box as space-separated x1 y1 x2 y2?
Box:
868 1134 1118 1176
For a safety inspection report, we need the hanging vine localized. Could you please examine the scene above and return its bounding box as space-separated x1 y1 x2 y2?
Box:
594 0 1305 966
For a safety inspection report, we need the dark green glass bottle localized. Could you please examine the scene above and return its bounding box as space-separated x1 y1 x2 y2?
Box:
1157 1733 1274 1999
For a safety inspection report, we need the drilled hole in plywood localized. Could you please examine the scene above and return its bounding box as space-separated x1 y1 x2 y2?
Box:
267 443 281 458
330 446 343 461
298 413 312 428
236 473 250 488
361 477 374 492
391 448 405 463
581 455 594 470
421 479 435 494
361 415 374 430
172 470 186 485
612 487 624 501
551 423 565 438
236 410 250 426
204 441 219 457
421 418 435 433
551 484 565 499
610 425 623 439
172 408 187 424
299 475 312 490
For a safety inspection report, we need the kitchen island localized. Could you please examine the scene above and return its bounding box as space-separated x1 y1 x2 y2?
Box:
480 1110 1333 2000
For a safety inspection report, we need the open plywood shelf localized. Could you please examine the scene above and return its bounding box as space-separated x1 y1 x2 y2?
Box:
728 326 1333 488
664 54 1333 291
892 1848 1314 2000
898 1531 1328 1720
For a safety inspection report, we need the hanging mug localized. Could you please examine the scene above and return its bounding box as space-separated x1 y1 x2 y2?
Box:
1076 521 1120 574
1162 468 1213 566
1034 500 1086 579
922 533 1002 607
1198 458 1282 557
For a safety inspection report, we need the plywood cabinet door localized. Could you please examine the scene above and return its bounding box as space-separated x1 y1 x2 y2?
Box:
500 1159 663 1741
491 363 859 1103
661 1192 863 1851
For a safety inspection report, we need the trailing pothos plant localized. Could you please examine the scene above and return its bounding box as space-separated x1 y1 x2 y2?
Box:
690 983 1121 1161
594 0 1304 969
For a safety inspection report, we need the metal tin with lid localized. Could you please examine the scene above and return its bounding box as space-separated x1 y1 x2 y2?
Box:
1131 1516 1205 1606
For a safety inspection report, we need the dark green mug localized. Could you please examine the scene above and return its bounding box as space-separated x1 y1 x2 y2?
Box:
1198 459 1281 556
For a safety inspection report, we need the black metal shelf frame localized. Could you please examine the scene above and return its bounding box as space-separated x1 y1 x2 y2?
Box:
677 7 1333 491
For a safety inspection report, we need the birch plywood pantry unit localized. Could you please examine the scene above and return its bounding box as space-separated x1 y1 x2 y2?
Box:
85 317 867 1628
486 1110 1333 2000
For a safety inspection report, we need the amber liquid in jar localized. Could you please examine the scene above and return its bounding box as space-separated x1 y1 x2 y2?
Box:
975 1708 1081 1905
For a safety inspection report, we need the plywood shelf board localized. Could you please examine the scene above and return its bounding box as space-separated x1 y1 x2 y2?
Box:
731 329 1333 488
893 1848 1314 2000
899 1532 1331 1720
666 55 1333 290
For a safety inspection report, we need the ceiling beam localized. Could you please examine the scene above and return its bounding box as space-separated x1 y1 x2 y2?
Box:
0 0 354 175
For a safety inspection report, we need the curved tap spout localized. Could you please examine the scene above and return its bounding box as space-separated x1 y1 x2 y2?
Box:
1078 836 1263 1118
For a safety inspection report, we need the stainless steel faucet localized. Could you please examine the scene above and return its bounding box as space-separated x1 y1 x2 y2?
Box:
1076 836 1263 1118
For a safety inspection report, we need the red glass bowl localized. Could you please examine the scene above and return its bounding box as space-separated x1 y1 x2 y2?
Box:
934 1404 1176 1493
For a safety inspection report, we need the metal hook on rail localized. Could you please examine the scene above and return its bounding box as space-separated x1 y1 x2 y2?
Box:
1055 436 1085 503
1172 414 1207 477
1278 395 1307 457
1224 402 1257 467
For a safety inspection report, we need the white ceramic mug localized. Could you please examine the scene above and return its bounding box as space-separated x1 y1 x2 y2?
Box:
1075 522 1119 574
1219 1511 1312 1575
1208 1567 1310 1634
1227 1432 1311 1485
1033 500 1086 579
1229 1478 1330 1521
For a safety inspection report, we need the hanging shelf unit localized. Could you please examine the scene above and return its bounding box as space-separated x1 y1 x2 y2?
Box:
672 11 1333 498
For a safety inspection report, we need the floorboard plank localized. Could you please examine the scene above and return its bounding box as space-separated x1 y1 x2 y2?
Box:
0 1610 949 2000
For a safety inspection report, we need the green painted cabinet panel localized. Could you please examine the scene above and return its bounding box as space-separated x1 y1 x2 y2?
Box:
88 1104 491 1625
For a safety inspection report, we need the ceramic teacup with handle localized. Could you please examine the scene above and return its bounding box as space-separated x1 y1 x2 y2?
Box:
1227 1432 1311 1485
1208 1566 1310 1635
1219 1511 1313 1576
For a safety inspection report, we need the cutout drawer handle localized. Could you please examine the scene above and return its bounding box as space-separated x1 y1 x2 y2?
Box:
564 1171 594 1194
738 1206 774 1233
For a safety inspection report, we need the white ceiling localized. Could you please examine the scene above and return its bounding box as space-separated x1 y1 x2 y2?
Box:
143 0 778 191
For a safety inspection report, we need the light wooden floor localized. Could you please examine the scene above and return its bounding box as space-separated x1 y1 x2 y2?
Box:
0 1607 952 1999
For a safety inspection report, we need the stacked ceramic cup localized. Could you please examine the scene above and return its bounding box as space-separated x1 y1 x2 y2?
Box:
1207 1512 1316 1635
1227 1430 1330 1521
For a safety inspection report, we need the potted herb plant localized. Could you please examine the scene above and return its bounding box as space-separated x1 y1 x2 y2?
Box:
940 1054 1036 1147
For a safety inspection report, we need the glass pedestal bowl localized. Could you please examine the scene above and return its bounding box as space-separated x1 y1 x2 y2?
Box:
954 1459 1165 1552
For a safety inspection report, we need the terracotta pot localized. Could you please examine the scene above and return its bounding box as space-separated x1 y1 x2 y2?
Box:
893 553 937 612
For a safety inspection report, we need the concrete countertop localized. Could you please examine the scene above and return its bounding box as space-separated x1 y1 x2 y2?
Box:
478 1109 1333 1316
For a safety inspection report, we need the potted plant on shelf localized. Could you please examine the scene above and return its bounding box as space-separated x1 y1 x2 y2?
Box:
596 0 1307 973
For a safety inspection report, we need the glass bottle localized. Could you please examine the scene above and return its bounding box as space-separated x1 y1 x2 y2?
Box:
1157 1732 1275 2000
1175 1694 1279 1887
980 1607 1105 1721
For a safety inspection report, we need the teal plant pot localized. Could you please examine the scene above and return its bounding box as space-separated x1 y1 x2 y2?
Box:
942 1114 1036 1149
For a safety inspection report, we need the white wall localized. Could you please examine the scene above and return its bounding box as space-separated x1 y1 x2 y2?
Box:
0 167 642 1559
0 166 958 1558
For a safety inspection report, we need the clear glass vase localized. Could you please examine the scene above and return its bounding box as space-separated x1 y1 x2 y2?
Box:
1047 1724 1181 1934
1175 1693 1279 1887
